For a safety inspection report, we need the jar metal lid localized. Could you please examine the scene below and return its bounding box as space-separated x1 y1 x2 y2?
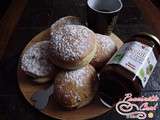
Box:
133 32 160 49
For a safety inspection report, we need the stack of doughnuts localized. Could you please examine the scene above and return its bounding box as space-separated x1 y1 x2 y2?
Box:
20 16 117 110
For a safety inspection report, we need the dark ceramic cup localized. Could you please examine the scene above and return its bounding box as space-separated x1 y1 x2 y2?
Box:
87 0 123 35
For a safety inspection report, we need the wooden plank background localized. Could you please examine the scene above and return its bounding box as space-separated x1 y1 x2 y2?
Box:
0 0 160 120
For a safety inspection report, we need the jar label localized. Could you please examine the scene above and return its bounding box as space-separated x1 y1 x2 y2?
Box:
108 41 157 88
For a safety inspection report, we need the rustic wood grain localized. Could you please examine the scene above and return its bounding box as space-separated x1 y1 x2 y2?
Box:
133 0 160 39
0 0 28 60
1 0 160 120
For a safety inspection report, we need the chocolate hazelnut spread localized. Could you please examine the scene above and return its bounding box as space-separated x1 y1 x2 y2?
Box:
99 33 160 106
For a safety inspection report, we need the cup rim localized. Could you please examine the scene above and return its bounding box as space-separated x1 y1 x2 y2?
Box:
87 0 123 14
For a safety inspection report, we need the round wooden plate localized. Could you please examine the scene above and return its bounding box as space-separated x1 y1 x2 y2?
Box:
17 28 123 120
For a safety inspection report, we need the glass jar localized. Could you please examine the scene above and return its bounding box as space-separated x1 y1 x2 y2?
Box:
99 33 160 107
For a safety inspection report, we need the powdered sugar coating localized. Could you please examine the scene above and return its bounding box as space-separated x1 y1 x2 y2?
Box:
50 25 96 61
90 34 117 70
60 65 92 87
54 65 97 108
21 41 55 77
50 16 81 34
96 34 116 55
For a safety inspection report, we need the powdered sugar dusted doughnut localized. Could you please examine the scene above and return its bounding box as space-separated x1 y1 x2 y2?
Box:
21 41 56 79
51 16 81 34
54 64 98 109
90 34 117 71
49 25 97 69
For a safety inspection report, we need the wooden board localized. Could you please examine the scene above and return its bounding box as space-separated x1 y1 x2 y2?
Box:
0 0 28 60
17 28 123 120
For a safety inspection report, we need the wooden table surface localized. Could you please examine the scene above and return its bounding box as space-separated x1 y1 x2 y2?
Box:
0 0 160 120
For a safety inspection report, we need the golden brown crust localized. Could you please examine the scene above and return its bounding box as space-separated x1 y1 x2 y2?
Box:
49 25 97 70
54 64 98 109
90 34 117 71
